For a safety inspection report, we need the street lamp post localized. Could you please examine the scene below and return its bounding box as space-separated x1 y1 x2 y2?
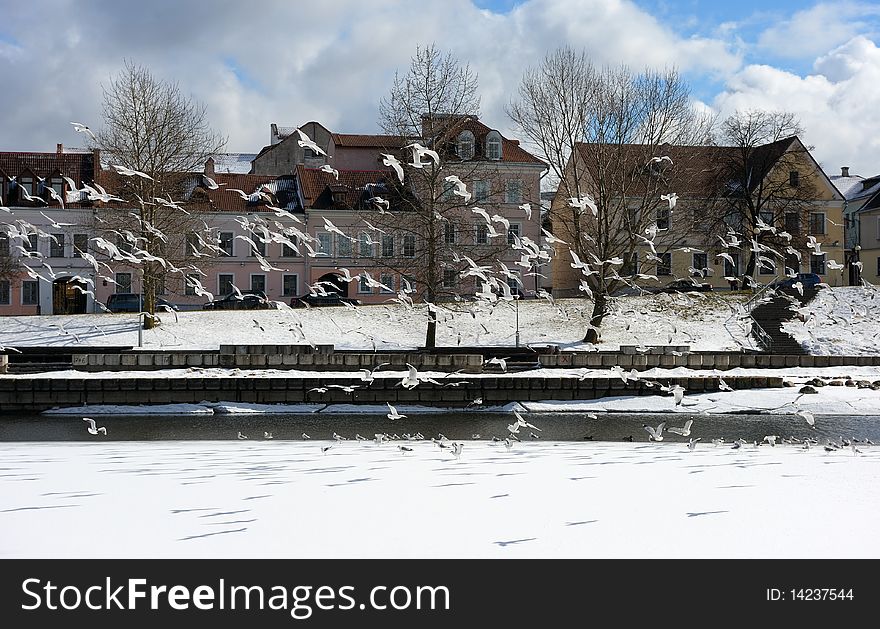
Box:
514 294 520 348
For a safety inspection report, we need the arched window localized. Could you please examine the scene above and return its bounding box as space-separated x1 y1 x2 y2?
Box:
457 130 475 160
485 131 502 160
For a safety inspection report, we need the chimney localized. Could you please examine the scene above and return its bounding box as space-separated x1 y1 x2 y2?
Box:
841 166 850 177
205 157 215 176
56 143 63 155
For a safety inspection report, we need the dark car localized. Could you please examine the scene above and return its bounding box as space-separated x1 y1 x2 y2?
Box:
106 293 179 313
204 290 272 310
771 273 822 290
651 279 713 294
289 292 361 308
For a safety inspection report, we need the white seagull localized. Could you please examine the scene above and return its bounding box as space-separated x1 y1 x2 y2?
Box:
400 363 420 389
110 164 154 180
381 153 405 184
660 193 678 210
320 164 339 180
82 417 106 435
387 403 407 420
666 419 693 437
295 128 328 156
70 122 97 141
642 422 666 441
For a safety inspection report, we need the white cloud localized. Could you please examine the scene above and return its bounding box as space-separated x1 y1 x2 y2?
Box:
713 36 880 177
0 0 740 156
756 1 880 59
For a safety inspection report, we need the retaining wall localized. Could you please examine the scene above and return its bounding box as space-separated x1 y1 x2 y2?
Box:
0 374 785 413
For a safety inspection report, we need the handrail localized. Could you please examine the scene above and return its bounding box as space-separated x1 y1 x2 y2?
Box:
749 317 773 352
744 275 780 312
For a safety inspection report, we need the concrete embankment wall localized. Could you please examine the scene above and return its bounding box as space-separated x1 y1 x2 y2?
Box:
0 374 785 413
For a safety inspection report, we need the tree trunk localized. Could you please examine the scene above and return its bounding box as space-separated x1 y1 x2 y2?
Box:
583 290 607 343
425 307 437 350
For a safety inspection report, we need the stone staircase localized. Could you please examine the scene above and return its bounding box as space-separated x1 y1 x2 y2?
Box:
748 286 819 354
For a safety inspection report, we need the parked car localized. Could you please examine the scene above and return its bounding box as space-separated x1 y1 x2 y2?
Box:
204 290 272 310
770 273 822 290
290 292 361 308
106 293 179 313
651 279 713 294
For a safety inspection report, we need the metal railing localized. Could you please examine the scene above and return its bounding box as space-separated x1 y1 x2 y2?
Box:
749 318 773 352
744 275 780 312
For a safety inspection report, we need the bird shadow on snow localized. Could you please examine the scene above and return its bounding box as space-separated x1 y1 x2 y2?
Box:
494 538 538 547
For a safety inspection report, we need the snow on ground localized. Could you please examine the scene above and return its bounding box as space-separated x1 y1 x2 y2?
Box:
784 285 880 355
0 293 752 352
1 440 877 559
42 402 524 416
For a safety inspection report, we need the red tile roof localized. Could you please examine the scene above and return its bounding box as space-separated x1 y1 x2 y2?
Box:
331 133 410 148
296 165 393 207
0 150 98 187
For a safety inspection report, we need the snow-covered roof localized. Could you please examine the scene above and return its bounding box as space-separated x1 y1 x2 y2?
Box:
209 153 257 174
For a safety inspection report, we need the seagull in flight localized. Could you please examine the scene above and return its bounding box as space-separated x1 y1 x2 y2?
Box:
301 432 311 440
320 164 339 180
387 402 407 420
404 142 441 168
381 154 404 184
796 409 816 428
237 431 248 440
648 155 673 166
70 122 97 141
295 128 328 156
687 437 701 451
666 419 693 436
110 164 154 180
82 417 106 435
400 363 420 389
660 193 678 210
201 174 225 190
642 422 666 441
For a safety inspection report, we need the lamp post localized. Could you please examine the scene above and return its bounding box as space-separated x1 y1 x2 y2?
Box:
514 293 520 348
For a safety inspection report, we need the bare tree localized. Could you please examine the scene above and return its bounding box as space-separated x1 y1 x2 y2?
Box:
0 233 19 281
376 44 491 349
508 48 714 341
93 60 226 328
707 110 819 285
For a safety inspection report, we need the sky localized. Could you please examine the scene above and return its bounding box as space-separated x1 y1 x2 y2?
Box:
2 0 880 177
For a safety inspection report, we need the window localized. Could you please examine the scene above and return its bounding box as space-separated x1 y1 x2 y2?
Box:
784 212 800 235
505 180 522 204
403 234 416 258
358 233 373 258
115 273 132 293
218 274 234 296
50 234 65 258
473 180 489 202
724 253 740 278
692 253 708 276
442 269 457 288
25 234 38 252
317 232 332 256
507 275 521 295
0 280 9 305
338 235 352 258
219 232 234 257
485 131 502 160
282 239 299 257
381 234 394 258
184 273 198 296
444 222 456 245
73 234 88 257
656 206 670 231
790 171 799 187
251 274 266 293
402 275 416 294
19 176 34 197
507 223 521 245
358 275 371 294
49 177 63 197
759 257 776 275
380 274 395 293
249 238 267 257
283 274 298 297
442 179 456 202
22 280 39 305
759 210 774 228
810 253 826 275
657 253 672 276
457 130 475 160
475 223 488 245
622 252 639 276
0 234 8 256
809 212 826 235
185 233 199 257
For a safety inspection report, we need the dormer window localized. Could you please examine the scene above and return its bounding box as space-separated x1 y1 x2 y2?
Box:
485 131 502 160
457 130 475 160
